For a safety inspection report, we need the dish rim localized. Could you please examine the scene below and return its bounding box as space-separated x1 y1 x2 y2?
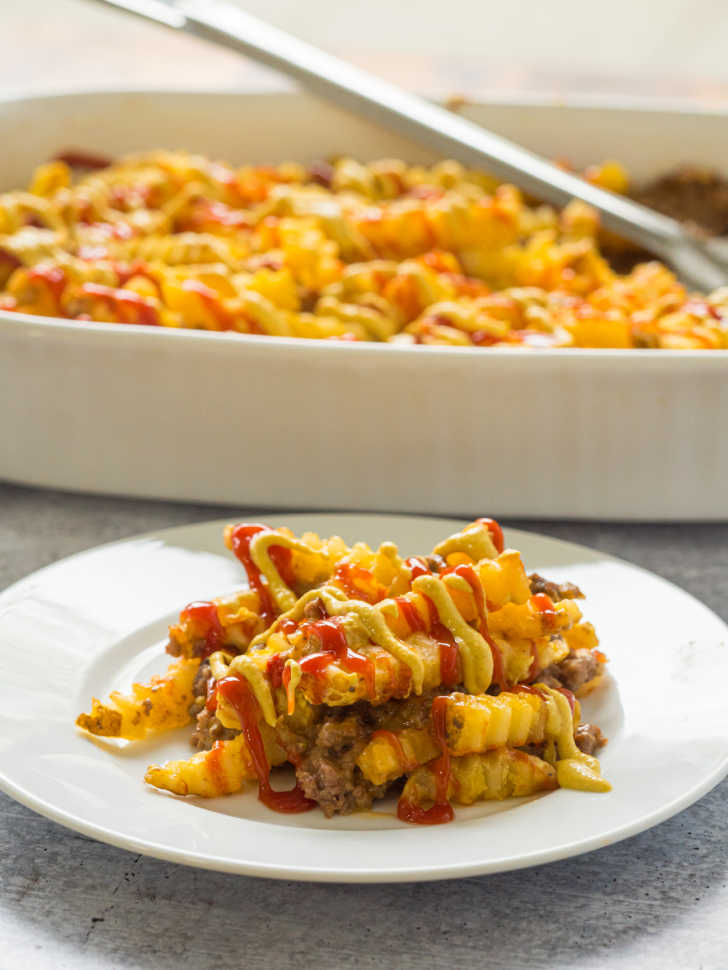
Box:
4 307 728 365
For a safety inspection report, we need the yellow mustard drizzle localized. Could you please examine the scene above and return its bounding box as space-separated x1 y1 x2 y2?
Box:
433 521 499 563
208 650 236 682
225 654 279 726
248 531 324 613
413 573 494 694
225 588 350 726
219 564 498 724
283 659 301 715
213 557 591 743
315 588 426 693
541 686 611 793
248 587 342 651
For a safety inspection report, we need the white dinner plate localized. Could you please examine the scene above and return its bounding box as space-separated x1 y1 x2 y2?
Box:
1 512 727 882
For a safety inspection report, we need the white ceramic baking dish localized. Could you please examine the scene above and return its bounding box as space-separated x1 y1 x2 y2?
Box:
1 90 727 520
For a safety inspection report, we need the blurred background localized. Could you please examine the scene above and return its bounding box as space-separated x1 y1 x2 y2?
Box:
4 0 728 103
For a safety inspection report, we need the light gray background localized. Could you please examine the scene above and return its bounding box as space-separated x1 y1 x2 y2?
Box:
2 482 727 969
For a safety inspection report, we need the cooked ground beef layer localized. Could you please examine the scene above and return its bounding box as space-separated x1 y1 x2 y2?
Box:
189 659 213 716
189 660 240 750
528 572 584 601
539 648 601 692
632 166 728 237
575 722 606 755
191 709 240 751
295 714 390 817
292 692 443 816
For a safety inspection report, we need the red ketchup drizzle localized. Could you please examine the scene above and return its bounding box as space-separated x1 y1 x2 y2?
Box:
53 149 113 170
421 595 460 688
278 617 298 637
511 683 544 697
112 260 157 289
180 600 224 659
266 653 286 688
333 562 387 604
299 616 376 699
269 545 296 589
405 556 430 581
0 247 21 273
268 651 294 714
204 678 218 713
433 625 460 687
229 524 276 624
191 199 250 230
397 696 454 825
557 686 576 715
684 299 722 322
470 330 501 347
395 597 426 634
531 593 558 629
216 676 314 813
181 279 235 331
370 730 414 773
476 517 505 554
442 563 506 689
29 265 66 305
80 282 159 326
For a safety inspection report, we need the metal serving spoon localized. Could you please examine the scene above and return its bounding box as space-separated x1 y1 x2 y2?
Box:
89 0 728 291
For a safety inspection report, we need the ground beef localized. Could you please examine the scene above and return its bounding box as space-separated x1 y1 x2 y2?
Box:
528 573 583 601
308 160 333 188
295 713 389 817
365 691 440 732
575 723 606 755
631 166 728 237
293 692 446 816
303 596 327 620
518 742 547 758
187 661 240 750
190 708 239 751
539 648 601 692
188 659 213 717
299 288 318 313
423 553 446 573
520 725 605 760
605 166 728 273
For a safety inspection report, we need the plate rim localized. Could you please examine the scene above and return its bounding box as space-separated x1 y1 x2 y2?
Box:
2 511 728 883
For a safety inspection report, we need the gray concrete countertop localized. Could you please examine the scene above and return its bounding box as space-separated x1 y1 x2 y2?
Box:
1 482 727 970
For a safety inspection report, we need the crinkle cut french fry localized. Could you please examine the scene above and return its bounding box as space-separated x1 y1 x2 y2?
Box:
356 728 440 786
167 589 265 659
288 631 566 711
145 725 288 797
401 749 557 807
145 735 255 797
75 657 200 740
357 690 550 785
